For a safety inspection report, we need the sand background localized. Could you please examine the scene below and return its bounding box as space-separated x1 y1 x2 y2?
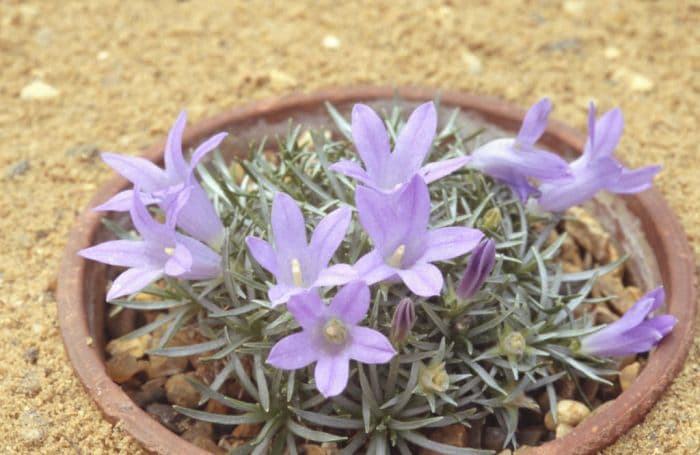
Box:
1 1 699 453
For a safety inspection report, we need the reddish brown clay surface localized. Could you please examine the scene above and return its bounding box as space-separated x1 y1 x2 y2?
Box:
57 87 697 455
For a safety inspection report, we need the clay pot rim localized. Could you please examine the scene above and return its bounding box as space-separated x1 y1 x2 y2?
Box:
57 86 697 455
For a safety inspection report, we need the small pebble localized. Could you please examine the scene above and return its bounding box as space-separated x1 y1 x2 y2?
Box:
19 409 48 444
556 423 573 438
321 34 341 49
482 426 506 451
421 423 469 453
619 362 641 391
165 373 200 407
562 0 585 16
97 50 110 60
147 354 189 379
106 352 146 384
604 46 621 59
461 51 482 75
20 80 59 100
106 334 152 358
19 367 44 397
557 399 590 426
232 423 262 439
5 159 30 179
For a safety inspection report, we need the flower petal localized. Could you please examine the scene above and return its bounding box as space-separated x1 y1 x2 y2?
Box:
171 183 224 248
164 111 189 180
173 233 221 280
588 107 624 160
353 250 396 285
163 242 193 277
266 332 319 370
421 227 484 263
329 281 370 326
107 267 163 301
396 263 444 297
94 189 160 212
607 164 661 194
314 352 350 397
268 284 303 306
101 152 169 191
516 97 551 145
272 192 307 256
419 156 471 184
329 160 374 187
189 132 228 174
309 206 351 267
79 240 164 268
314 264 358 287
246 236 279 276
393 102 437 175
347 326 396 364
287 291 326 329
351 104 391 177
130 188 174 245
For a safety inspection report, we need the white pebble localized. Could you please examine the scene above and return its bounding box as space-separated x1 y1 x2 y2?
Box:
322 34 341 49
20 80 59 100
461 51 483 75
97 50 110 61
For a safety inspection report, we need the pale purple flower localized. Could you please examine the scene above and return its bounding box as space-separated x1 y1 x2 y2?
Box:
390 297 416 344
79 189 221 301
245 192 356 306
329 102 470 192
467 98 572 201
580 287 676 357
456 238 496 300
537 103 661 212
266 281 395 397
354 175 484 297
95 111 227 248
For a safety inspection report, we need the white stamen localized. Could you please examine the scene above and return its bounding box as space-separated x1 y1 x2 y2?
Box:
387 244 406 268
291 258 303 287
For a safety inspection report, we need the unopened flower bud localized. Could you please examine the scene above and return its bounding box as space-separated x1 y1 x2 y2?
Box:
390 298 416 344
456 239 496 300
481 207 502 231
419 361 450 394
501 331 527 357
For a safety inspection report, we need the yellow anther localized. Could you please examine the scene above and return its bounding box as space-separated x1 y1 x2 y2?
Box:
386 244 406 268
164 247 175 255
291 258 303 287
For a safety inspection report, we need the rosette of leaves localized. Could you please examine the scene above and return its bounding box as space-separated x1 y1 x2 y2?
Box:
107 103 629 454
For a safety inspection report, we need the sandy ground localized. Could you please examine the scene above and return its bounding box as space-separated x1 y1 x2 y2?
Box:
1 1 699 453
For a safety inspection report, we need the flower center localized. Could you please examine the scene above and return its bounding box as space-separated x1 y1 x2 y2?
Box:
386 244 406 268
502 332 526 357
164 247 175 255
291 258 303 287
323 318 348 345
419 361 449 393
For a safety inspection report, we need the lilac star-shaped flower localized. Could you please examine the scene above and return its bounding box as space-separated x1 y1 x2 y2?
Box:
96 111 227 248
245 192 356 306
329 102 470 192
580 287 676 357
353 175 484 297
467 97 572 201
537 103 661 212
79 189 221 301
266 281 395 397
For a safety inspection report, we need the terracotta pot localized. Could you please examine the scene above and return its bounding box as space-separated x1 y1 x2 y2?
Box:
57 87 697 455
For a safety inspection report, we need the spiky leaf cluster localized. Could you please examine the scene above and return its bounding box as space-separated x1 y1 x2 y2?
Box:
108 102 623 453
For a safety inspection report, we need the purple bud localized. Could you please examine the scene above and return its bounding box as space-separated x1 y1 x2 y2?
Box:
456 239 496 300
391 298 416 343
